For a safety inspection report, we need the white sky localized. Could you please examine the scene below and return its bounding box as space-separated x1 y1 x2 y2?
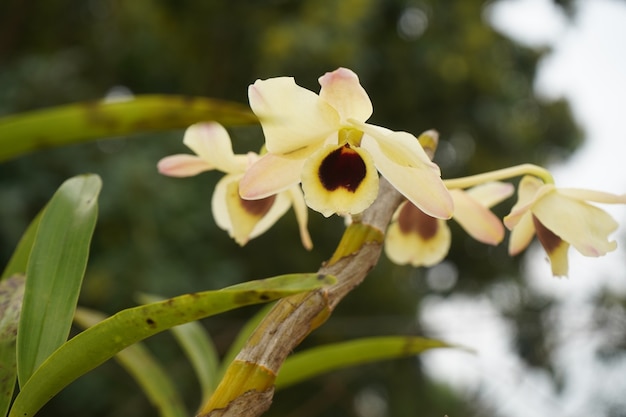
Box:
420 1 626 416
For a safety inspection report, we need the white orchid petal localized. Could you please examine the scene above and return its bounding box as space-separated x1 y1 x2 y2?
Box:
248 77 339 154
157 154 213 177
318 68 373 123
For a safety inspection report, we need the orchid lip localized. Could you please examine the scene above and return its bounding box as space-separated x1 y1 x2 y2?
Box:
318 144 367 193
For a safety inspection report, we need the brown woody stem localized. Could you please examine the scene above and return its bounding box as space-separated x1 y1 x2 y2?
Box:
197 177 404 417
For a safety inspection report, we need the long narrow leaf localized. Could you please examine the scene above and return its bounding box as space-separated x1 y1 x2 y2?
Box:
171 321 220 407
0 275 25 417
0 95 257 162
9 273 335 417
1 212 42 281
138 293 220 403
276 336 456 390
74 308 188 417
16 174 101 386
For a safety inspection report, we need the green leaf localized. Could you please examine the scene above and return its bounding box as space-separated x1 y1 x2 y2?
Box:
171 321 220 406
0 95 257 163
138 293 220 404
1 213 42 281
276 336 456 390
74 308 188 417
16 174 101 386
0 275 25 417
9 273 335 417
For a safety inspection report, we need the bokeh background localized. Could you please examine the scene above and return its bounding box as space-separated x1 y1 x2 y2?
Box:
1 0 625 416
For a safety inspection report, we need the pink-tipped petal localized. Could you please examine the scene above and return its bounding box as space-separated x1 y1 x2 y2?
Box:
239 152 306 200
183 123 245 173
451 189 505 245
248 77 339 154
157 154 213 177
318 68 373 123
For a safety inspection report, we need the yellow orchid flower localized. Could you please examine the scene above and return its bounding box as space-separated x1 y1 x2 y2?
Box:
238 67 453 218
157 122 312 249
385 182 514 267
504 175 626 276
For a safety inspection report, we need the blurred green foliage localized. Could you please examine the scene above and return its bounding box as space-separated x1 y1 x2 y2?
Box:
0 0 585 416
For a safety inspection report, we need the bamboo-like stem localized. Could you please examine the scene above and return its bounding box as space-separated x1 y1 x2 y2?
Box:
197 178 404 417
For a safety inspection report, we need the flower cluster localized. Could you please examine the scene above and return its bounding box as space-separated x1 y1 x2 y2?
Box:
157 122 312 249
158 68 626 276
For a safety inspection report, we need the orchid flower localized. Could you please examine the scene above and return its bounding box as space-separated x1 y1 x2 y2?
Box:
504 175 626 276
238 67 453 218
385 182 514 267
157 122 312 249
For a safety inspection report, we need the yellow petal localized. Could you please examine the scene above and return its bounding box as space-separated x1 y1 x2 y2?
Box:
212 174 241 237
285 186 313 250
547 241 570 277
183 123 246 173
157 154 212 177
248 77 339 154
533 191 619 257
247 192 292 241
451 189 505 245
464 181 515 208
359 126 453 219
301 144 379 217
318 68 373 123
504 176 549 229
385 202 451 267
508 211 535 256
532 216 569 276
213 174 287 246
558 188 626 204
239 152 307 199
